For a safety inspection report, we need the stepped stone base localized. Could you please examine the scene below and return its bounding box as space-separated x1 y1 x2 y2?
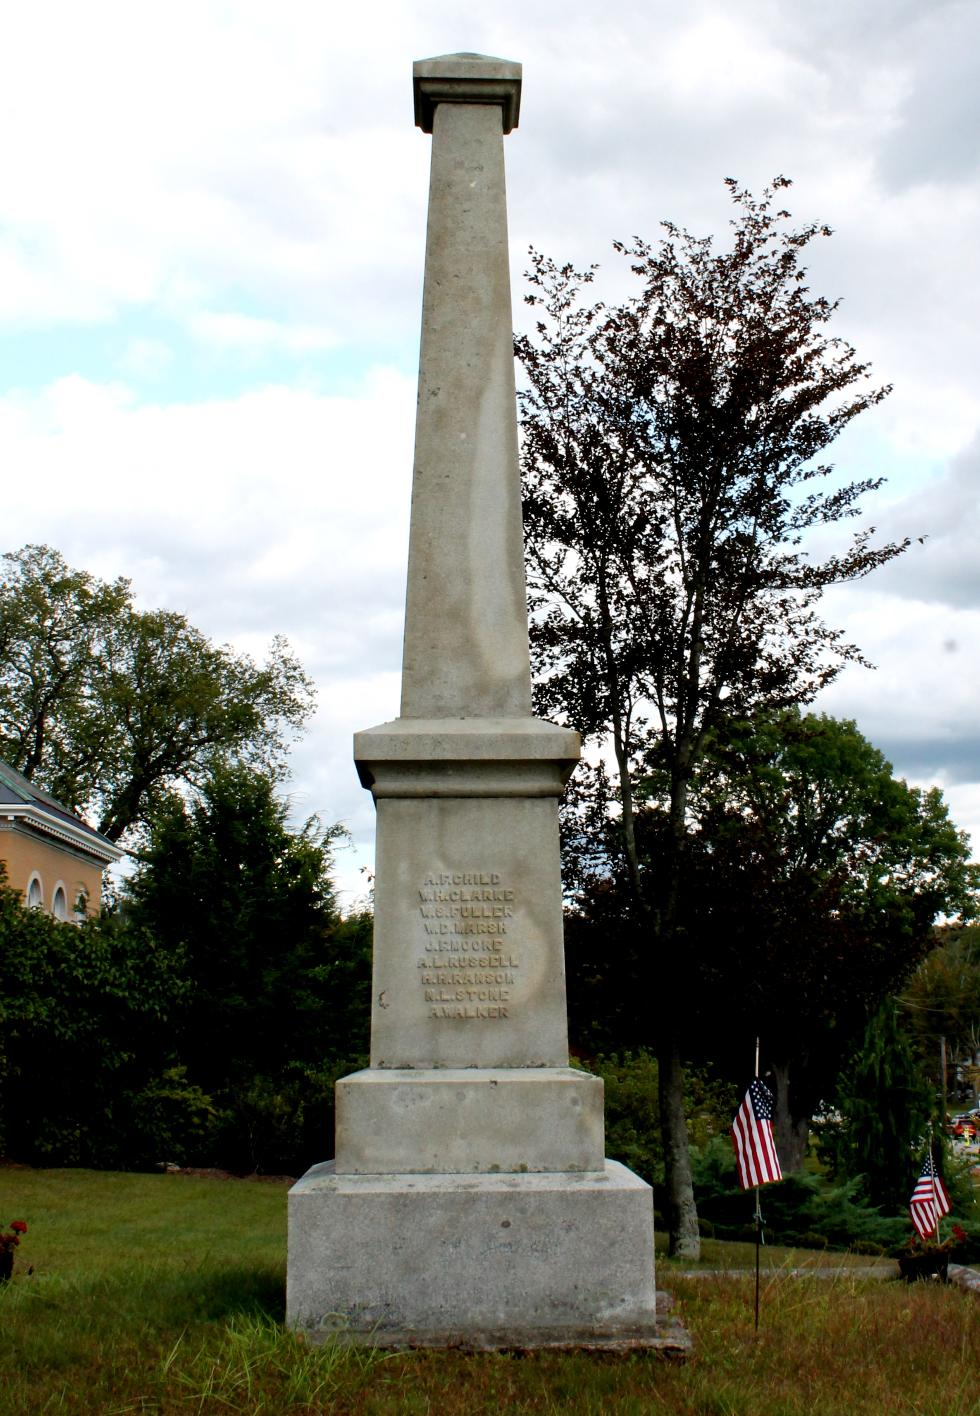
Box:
335 1067 604 1174
287 1159 668 1350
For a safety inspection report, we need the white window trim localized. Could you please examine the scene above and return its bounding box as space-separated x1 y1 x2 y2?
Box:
27 872 44 910
52 881 68 921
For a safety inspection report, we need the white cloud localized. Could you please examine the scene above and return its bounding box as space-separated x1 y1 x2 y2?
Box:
660 12 823 112
119 338 174 381
817 591 980 742
861 434 980 608
187 311 340 354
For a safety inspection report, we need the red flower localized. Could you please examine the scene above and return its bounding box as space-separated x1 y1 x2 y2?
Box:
10 1221 27 1235
952 1223 968 1243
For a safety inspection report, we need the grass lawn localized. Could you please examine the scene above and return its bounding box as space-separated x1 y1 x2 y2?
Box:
1 1165 977 1414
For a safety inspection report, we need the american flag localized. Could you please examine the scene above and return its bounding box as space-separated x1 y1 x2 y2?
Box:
731 1078 783 1190
909 1153 951 1240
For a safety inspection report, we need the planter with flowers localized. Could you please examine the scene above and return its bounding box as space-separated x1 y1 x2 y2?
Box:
0 1219 28 1282
897 1224 968 1282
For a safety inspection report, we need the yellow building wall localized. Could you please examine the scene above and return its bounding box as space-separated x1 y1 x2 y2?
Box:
0 827 106 916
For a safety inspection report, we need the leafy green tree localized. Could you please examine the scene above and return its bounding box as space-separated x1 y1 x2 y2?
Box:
517 178 908 1255
901 927 980 1100
687 712 977 1166
563 713 976 1176
0 765 372 1173
0 866 198 1168
828 998 934 1213
589 1053 737 1190
125 765 371 1171
0 545 129 782
0 545 314 841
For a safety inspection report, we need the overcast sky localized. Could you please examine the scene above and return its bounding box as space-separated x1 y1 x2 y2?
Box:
2 0 978 905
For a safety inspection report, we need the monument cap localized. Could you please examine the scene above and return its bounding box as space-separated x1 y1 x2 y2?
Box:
413 52 522 134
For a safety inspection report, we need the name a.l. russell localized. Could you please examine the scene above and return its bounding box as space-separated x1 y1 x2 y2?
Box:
423 947 520 965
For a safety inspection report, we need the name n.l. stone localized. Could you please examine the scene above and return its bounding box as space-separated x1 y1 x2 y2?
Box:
286 51 666 1351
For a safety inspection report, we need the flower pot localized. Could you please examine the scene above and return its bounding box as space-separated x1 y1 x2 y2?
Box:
898 1251 949 1282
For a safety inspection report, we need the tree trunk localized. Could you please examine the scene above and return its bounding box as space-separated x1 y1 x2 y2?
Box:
770 1060 809 1174
651 772 701 1257
658 1036 700 1259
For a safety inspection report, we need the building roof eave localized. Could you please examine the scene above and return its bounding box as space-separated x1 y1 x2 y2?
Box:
0 806 124 865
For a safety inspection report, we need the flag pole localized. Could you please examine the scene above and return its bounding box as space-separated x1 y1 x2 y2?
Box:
928 1120 940 1243
936 1039 945 1243
754 1037 761 1332
732 1043 781 1333
754 1186 762 1332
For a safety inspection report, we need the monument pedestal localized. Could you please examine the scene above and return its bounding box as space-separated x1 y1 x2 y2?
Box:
288 1161 661 1350
287 709 669 1347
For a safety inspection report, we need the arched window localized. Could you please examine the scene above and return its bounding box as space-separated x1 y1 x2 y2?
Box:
53 885 68 921
27 875 43 909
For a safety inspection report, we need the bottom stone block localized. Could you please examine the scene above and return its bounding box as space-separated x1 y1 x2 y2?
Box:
287 1159 665 1350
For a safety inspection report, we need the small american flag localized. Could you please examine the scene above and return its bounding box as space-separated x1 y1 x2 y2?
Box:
909 1153 950 1240
731 1078 783 1190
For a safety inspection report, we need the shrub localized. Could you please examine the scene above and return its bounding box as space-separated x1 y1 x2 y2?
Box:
590 1052 663 1185
689 1135 948 1253
588 1052 738 1190
0 877 192 1168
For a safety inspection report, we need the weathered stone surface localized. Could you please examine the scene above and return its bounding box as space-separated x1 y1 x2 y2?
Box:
413 53 522 135
355 717 580 799
948 1263 980 1297
287 1161 660 1348
335 1068 604 1174
286 51 663 1352
368 794 569 1069
399 82 529 721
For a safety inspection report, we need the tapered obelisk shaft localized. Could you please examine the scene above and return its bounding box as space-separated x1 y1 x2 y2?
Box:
401 58 531 718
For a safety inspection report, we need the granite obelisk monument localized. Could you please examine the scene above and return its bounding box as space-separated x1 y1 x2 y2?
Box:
287 52 661 1348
